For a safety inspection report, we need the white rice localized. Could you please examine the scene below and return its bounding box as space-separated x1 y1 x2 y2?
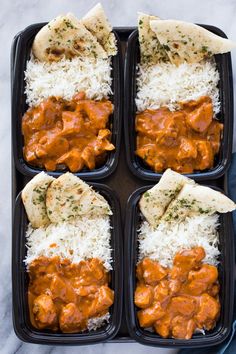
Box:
24 216 112 271
138 214 220 268
87 312 110 331
24 56 113 107
136 60 220 115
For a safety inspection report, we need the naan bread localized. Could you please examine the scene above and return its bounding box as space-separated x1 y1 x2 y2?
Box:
150 19 236 65
21 172 55 228
138 12 169 64
32 13 107 62
162 184 236 222
46 172 90 223
82 3 117 56
46 172 111 222
139 169 194 228
78 189 112 217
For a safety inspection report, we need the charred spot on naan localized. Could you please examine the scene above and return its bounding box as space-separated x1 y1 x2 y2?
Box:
32 13 107 62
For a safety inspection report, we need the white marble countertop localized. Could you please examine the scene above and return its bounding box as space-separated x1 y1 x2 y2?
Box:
1 0 236 353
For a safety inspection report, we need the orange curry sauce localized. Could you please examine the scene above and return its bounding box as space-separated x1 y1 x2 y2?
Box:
135 96 223 173
22 92 115 172
28 256 114 333
135 247 220 339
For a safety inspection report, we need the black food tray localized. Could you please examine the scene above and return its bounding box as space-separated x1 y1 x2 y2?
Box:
124 26 234 182
13 184 123 345
125 186 234 348
12 23 123 180
11 27 232 344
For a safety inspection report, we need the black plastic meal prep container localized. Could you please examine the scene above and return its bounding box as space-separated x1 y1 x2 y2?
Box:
124 25 234 182
124 185 235 348
12 23 123 180
12 183 123 345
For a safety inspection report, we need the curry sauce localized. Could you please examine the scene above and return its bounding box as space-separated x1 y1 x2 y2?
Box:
136 96 223 173
135 247 220 339
28 256 114 333
22 92 115 172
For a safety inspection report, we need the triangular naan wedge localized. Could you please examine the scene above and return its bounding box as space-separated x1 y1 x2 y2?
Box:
32 13 107 62
78 189 112 217
139 169 194 228
46 172 111 223
138 12 169 64
46 172 90 223
22 172 55 228
150 19 236 65
82 3 117 56
162 183 236 222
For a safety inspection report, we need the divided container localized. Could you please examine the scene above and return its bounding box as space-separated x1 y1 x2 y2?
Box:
12 23 235 347
124 26 234 181
124 185 235 348
12 183 123 345
12 23 123 180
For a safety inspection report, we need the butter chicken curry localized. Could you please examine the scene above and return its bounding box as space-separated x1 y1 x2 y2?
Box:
28 256 114 332
22 92 115 172
135 247 220 339
136 96 223 173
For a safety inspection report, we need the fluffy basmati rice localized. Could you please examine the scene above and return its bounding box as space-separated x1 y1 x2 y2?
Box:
136 59 220 115
24 215 112 271
138 214 220 268
25 56 113 107
87 312 110 331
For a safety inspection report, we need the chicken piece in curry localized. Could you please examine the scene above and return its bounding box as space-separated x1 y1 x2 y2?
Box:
136 96 223 173
22 92 115 172
28 256 114 332
135 247 220 339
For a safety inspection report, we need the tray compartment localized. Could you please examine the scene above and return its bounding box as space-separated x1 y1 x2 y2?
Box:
124 185 234 348
12 24 123 180
124 26 234 181
12 183 123 345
